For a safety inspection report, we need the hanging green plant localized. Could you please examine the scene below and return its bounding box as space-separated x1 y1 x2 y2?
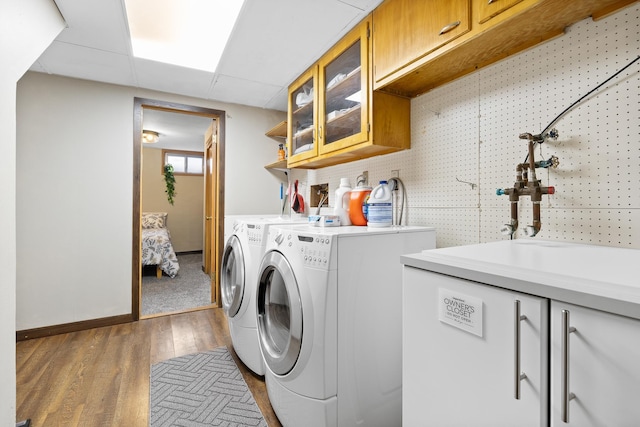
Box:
163 164 176 205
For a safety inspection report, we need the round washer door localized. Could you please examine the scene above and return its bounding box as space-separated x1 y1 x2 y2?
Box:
256 250 303 376
221 235 245 317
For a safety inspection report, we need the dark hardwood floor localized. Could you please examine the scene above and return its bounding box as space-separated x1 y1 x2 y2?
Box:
16 308 282 426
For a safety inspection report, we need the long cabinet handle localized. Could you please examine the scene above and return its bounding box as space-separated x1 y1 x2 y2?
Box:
561 309 577 423
514 300 528 399
439 21 461 36
488 0 497 4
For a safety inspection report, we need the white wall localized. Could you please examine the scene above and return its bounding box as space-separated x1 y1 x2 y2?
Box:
310 5 640 250
142 146 205 252
16 72 286 331
1 0 64 423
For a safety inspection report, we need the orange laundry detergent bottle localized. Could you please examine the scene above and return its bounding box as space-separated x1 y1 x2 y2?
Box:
348 186 372 226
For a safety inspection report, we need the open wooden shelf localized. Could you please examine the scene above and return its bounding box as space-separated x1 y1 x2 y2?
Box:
264 159 288 170
265 120 287 140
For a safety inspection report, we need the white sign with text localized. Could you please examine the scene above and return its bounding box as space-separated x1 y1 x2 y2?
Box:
438 288 483 337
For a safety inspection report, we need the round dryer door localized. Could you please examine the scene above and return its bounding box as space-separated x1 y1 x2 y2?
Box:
256 250 302 375
221 235 245 317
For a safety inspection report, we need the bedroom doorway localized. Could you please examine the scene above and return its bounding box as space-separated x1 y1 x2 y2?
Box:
132 98 226 320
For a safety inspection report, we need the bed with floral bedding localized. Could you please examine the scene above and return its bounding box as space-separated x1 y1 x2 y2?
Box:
141 212 180 278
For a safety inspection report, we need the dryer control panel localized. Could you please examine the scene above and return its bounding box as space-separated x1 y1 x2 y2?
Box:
278 232 334 270
299 235 332 269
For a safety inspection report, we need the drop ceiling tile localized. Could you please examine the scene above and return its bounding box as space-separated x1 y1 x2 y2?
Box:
134 58 214 99
216 0 364 87
54 0 131 54
339 0 384 11
36 41 136 86
24 0 385 111
209 74 285 110
264 86 289 112
29 61 48 73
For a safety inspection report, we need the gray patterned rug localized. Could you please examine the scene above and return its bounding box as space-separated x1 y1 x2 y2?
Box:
150 347 267 427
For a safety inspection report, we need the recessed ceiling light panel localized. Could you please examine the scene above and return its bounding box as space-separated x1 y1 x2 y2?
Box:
124 0 245 72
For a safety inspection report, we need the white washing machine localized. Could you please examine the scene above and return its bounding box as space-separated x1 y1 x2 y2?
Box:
256 225 436 427
221 216 307 375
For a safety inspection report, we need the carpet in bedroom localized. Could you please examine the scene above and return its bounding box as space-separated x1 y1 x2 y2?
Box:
142 253 212 316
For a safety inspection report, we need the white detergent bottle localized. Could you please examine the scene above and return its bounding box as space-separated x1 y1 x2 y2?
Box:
367 180 393 227
333 178 352 226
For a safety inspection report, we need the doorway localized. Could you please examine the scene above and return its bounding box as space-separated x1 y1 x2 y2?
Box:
132 98 226 320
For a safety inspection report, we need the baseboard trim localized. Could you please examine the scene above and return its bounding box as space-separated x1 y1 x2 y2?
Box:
176 250 203 255
16 314 134 341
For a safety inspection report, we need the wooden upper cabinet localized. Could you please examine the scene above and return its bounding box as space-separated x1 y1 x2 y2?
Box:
476 0 524 23
372 0 636 97
373 0 471 84
286 15 410 169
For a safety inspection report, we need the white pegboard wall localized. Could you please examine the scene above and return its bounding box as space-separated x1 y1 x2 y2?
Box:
410 72 480 209
409 208 479 248
306 4 639 249
482 206 639 247
480 4 640 244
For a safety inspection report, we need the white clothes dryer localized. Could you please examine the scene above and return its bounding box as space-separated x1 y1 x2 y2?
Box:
256 225 436 427
221 216 306 375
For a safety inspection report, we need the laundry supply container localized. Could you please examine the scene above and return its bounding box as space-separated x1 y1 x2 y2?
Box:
334 178 352 226
349 186 372 226
367 181 392 227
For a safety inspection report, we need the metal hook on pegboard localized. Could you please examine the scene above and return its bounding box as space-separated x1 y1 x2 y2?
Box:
456 176 477 189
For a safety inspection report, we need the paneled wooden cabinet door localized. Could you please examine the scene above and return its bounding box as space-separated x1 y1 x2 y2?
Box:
373 0 470 84
318 18 369 155
287 66 318 165
550 301 640 426
476 0 524 23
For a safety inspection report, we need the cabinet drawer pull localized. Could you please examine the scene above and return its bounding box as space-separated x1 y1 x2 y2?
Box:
439 21 461 36
514 300 528 400
488 0 497 4
561 310 577 423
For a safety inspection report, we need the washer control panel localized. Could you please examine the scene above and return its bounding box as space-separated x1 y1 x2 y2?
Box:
245 223 265 245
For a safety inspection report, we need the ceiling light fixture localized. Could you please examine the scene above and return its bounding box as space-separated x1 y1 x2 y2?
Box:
142 130 160 144
124 0 245 73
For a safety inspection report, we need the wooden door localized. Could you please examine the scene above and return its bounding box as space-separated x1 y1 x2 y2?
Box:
204 121 218 303
204 126 213 275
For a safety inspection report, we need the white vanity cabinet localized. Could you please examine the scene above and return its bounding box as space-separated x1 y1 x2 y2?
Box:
550 301 640 426
403 267 548 427
402 239 640 427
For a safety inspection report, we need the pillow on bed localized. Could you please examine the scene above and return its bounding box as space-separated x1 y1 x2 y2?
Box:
142 212 168 229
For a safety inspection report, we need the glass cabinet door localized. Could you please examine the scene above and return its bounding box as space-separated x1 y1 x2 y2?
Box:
287 66 318 165
318 18 369 154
